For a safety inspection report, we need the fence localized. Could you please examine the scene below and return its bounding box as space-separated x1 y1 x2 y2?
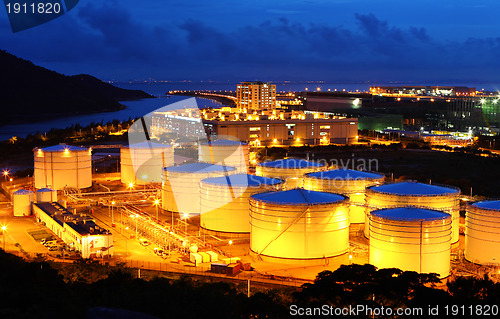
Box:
15 249 312 288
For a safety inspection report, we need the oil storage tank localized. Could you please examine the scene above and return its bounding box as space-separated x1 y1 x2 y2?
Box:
303 169 385 223
369 207 452 277
200 174 283 234
256 158 327 189
34 144 92 190
162 162 237 215
36 188 57 203
465 200 500 265
250 189 349 261
364 181 461 243
12 189 34 217
198 139 249 173
121 141 174 185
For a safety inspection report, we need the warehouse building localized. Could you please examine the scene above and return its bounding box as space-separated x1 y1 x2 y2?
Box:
33 202 113 258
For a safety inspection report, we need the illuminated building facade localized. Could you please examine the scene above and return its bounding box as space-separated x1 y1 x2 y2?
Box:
33 202 113 258
237 81 276 110
203 117 358 145
370 86 476 97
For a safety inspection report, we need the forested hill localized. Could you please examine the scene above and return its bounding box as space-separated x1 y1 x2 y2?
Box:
0 50 152 125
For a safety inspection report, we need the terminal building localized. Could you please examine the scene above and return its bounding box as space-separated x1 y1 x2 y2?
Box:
33 202 113 258
370 86 477 97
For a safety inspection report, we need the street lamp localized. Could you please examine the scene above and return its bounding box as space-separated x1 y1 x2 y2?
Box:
154 199 160 220
2 170 9 182
1 225 6 250
111 201 116 225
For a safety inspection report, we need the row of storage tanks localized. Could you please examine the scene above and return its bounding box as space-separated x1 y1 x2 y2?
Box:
32 142 500 276
161 156 500 278
33 140 248 189
11 188 58 217
121 139 249 185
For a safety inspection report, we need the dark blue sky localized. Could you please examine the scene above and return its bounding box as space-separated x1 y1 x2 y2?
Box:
2 0 500 82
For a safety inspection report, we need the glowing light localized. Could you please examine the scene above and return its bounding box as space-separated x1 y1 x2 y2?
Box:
183 213 188 219
128 182 135 189
1 225 6 231
154 199 160 205
2 170 9 176
229 240 233 245
111 201 115 205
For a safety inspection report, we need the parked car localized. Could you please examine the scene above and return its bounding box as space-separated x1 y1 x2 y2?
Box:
139 238 149 246
43 240 57 247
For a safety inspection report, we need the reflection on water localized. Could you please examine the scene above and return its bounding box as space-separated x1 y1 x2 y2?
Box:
0 95 221 141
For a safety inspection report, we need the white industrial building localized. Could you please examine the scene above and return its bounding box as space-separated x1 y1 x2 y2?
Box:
303 169 385 224
12 189 33 217
465 200 500 265
33 202 113 258
198 139 249 173
121 141 174 185
364 181 461 243
250 188 349 262
162 162 237 215
256 158 327 189
369 207 452 277
36 188 57 203
34 144 92 190
200 174 283 235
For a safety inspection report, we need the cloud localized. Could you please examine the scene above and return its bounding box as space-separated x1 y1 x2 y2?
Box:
2 2 500 82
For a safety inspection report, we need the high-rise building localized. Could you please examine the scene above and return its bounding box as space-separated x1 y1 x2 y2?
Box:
237 81 276 110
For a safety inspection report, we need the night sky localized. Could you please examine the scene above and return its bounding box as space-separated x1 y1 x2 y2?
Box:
1 0 500 82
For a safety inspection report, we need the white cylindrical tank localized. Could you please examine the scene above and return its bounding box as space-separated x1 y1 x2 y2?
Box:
364 181 461 243
465 200 500 265
198 139 249 173
250 189 349 260
36 188 57 203
369 207 452 277
121 141 174 185
303 169 385 223
34 144 92 190
256 158 327 189
162 162 237 215
200 174 283 234
12 189 34 217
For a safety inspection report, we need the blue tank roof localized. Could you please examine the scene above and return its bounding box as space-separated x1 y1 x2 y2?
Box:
164 162 236 173
258 158 326 169
251 188 346 205
13 189 33 195
37 144 89 152
472 200 500 211
369 181 459 196
126 141 172 149
202 174 283 187
371 207 450 221
37 188 55 192
306 169 384 180
202 139 245 146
